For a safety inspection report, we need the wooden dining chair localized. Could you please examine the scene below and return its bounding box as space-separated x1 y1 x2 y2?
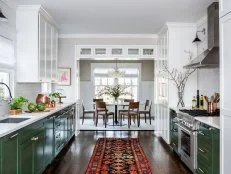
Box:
119 102 140 128
95 101 114 128
118 99 134 121
139 100 152 125
82 102 95 125
93 98 103 109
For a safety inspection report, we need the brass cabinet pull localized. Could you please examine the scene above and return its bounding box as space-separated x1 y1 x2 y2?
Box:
198 167 205 173
10 133 18 139
198 131 205 136
199 148 205 153
31 137 39 141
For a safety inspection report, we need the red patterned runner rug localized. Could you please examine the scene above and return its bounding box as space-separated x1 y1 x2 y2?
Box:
86 138 152 174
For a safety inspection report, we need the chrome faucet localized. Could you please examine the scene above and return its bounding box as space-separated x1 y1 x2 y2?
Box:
0 82 13 102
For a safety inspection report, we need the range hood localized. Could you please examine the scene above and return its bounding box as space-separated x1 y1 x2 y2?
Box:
184 2 219 69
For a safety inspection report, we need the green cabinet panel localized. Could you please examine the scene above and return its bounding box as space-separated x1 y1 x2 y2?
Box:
33 130 45 174
197 123 220 174
44 116 54 165
170 109 178 150
1 132 19 174
19 139 33 174
19 120 45 174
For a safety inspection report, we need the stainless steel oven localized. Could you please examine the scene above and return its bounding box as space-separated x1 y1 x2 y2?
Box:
177 123 196 173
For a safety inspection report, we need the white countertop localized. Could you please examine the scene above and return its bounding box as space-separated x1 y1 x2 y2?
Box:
0 101 76 138
195 117 220 129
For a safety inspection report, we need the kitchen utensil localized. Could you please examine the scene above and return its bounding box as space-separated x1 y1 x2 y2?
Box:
36 94 50 104
204 96 209 103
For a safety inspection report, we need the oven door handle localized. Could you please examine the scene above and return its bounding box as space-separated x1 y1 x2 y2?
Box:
175 123 193 134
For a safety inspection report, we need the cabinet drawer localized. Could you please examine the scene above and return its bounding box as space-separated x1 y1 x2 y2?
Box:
197 142 212 165
20 119 45 143
197 159 211 174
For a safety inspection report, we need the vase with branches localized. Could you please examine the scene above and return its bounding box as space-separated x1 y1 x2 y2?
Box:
97 84 132 102
163 66 196 107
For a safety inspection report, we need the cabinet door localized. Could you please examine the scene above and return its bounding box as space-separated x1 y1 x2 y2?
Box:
39 14 46 82
220 0 231 17
33 130 45 174
19 139 33 174
51 27 58 82
44 116 54 165
46 22 52 81
2 132 19 174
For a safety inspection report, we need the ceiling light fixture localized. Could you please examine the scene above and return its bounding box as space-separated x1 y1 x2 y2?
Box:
108 59 125 78
192 28 205 43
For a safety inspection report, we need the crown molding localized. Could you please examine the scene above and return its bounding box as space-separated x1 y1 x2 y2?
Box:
59 34 158 39
166 22 196 28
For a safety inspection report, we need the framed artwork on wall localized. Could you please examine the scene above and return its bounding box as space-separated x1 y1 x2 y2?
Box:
57 68 71 86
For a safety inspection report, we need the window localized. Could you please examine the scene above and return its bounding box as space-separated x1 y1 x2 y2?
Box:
93 67 139 102
0 36 15 66
0 72 10 98
0 36 15 99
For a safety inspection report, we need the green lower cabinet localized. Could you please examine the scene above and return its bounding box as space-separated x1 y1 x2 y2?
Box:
197 123 220 174
19 139 33 174
19 122 45 174
1 132 19 174
33 130 45 174
44 116 54 165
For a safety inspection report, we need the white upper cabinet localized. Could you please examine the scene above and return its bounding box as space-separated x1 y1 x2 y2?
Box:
17 6 58 83
220 0 231 18
220 13 231 116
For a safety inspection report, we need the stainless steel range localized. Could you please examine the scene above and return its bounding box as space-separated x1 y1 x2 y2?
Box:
176 109 219 173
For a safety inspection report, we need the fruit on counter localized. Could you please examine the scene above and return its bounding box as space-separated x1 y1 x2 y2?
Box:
28 102 37 112
37 102 46 111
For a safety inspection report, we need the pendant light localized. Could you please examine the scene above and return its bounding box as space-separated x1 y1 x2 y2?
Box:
0 8 7 22
108 59 125 78
192 28 205 43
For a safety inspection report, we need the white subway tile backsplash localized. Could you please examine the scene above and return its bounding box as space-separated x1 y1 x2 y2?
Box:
15 83 41 102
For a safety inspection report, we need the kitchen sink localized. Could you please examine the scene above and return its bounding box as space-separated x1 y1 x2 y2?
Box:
0 118 30 123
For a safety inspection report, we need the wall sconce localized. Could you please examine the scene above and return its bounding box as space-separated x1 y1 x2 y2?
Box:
0 8 7 22
192 28 206 43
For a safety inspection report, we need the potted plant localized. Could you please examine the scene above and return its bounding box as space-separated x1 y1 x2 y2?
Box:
49 92 62 107
9 96 28 115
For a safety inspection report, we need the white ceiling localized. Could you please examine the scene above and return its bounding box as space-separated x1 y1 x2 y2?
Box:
14 0 216 34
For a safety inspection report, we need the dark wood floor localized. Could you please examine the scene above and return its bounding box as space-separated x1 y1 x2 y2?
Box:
45 131 192 174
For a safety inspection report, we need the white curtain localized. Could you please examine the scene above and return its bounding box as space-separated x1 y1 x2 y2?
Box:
0 35 15 66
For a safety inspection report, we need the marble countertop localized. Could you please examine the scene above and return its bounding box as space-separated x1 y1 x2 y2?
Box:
0 101 76 138
195 117 220 129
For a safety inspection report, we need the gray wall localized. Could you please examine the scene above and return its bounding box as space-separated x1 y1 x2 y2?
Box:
80 60 154 81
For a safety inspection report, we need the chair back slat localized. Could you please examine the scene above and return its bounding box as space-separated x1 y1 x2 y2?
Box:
128 102 139 111
144 100 150 110
96 101 107 111
123 99 134 109
93 98 103 109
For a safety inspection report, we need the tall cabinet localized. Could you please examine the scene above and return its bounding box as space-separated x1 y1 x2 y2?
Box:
155 23 197 144
219 1 231 173
17 6 58 83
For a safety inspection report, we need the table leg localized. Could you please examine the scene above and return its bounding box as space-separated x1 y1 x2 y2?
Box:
115 105 119 124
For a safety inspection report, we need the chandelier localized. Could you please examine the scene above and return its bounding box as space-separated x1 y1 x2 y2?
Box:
108 59 125 78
